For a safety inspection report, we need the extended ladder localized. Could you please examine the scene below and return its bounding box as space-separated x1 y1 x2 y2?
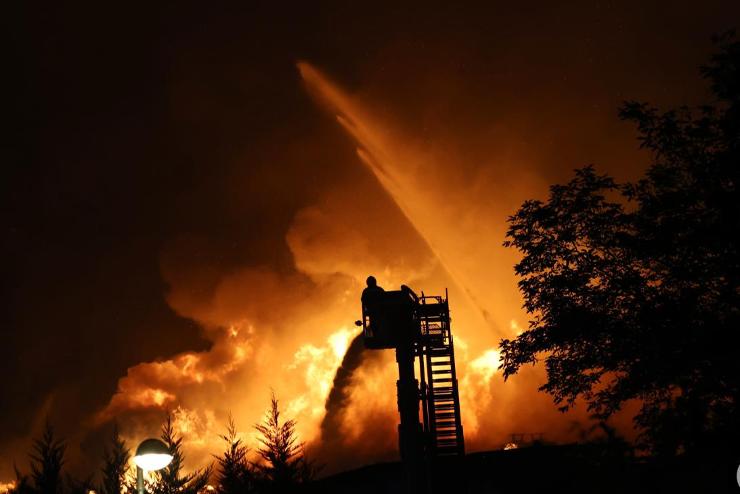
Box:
417 292 465 457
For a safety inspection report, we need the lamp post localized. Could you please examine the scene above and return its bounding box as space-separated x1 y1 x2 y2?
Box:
134 439 173 494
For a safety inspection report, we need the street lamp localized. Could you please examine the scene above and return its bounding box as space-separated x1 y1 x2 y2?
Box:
134 439 173 494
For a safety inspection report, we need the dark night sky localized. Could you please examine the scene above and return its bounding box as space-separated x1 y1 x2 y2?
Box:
3 0 739 480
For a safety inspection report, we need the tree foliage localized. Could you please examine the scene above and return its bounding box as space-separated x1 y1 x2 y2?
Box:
29 423 66 494
9 406 318 494
501 33 739 456
213 415 256 494
254 393 315 492
10 466 31 494
151 415 211 494
64 475 94 494
99 424 130 494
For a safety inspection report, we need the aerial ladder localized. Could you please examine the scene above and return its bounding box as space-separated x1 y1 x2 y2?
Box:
358 284 465 493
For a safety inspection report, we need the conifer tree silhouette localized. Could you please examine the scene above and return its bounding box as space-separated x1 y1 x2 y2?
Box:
254 393 316 493
29 422 66 494
213 415 255 494
99 424 130 494
150 415 211 494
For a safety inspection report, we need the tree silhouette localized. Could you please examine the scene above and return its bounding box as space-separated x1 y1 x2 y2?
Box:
151 415 211 494
99 424 130 494
501 33 739 456
213 415 256 494
29 423 66 494
65 475 94 494
254 393 315 492
9 465 31 494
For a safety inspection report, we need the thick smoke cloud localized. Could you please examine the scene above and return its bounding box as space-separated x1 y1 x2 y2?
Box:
4 0 737 484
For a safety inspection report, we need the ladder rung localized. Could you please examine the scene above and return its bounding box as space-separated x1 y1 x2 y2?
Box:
421 316 463 460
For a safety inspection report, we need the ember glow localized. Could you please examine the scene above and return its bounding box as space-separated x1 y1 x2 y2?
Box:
0 482 16 494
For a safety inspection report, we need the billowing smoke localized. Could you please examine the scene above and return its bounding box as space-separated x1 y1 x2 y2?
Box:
91 193 437 473
8 3 729 484
74 60 638 479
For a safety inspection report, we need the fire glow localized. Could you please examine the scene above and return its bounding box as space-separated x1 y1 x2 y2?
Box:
92 62 611 474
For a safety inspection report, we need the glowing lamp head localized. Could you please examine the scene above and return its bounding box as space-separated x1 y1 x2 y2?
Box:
134 439 172 471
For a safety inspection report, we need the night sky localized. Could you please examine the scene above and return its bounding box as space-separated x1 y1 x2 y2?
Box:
4 0 739 481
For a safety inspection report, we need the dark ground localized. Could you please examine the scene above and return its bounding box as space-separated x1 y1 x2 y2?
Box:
308 444 739 493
